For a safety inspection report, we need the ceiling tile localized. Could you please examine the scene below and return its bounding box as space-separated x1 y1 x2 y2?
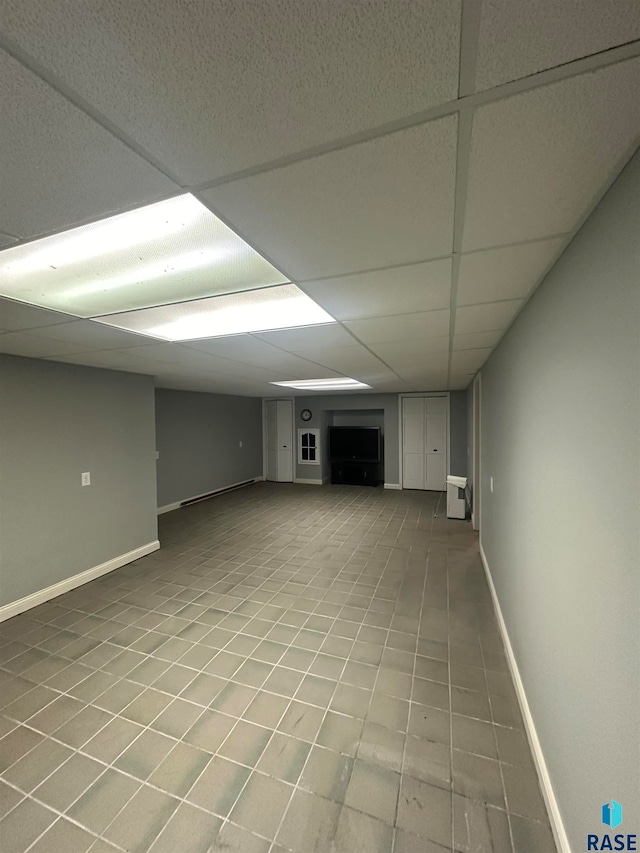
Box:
302 258 452 321
182 334 277 361
345 310 450 344
367 341 449 371
115 343 303 384
26 320 154 350
0 298 76 332
359 375 414 393
453 330 503 350
254 324 355 353
462 58 640 251
475 0 640 91
1 1 461 183
457 238 566 306
0 331 92 359
450 348 493 371
290 345 389 376
394 369 448 391
45 350 159 374
447 375 475 390
454 300 523 335
156 375 266 397
204 117 457 280
0 52 176 241
0 234 18 249
183 335 335 375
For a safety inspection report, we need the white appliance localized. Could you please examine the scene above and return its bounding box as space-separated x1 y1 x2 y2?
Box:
446 475 467 519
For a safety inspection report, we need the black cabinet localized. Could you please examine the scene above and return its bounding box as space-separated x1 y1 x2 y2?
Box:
331 460 380 487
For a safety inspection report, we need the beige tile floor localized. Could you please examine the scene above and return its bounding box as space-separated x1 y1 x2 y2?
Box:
0 483 555 852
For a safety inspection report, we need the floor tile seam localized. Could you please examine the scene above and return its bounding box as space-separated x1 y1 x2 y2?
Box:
350 577 404 832
6 648 526 763
176 652 329 846
266 649 351 848
427 495 457 853
0 724 105 803
164 648 333 827
34 683 291 852
0 775 127 853
478 623 515 852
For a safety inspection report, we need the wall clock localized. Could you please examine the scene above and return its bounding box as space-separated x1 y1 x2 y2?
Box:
300 409 312 422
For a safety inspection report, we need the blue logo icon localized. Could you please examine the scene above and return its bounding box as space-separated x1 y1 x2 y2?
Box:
602 801 623 829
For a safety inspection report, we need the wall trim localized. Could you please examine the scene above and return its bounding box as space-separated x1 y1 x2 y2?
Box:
0 540 160 623
158 476 262 514
384 483 401 490
479 543 570 853
293 477 324 485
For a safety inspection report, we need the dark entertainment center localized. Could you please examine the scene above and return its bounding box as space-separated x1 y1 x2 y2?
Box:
328 426 382 486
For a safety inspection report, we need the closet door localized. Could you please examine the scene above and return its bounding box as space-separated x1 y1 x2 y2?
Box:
265 400 293 482
425 397 447 491
402 397 425 490
276 401 293 482
265 401 278 482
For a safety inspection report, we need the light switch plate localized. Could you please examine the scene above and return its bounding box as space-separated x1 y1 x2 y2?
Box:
81 472 91 486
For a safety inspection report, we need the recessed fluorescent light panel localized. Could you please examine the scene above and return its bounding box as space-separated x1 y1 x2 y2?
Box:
0 194 288 317
270 378 371 391
95 284 335 340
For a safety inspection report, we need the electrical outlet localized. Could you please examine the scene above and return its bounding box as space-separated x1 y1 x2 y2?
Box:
490 477 494 493
156 450 160 459
81 472 91 487
239 441 243 447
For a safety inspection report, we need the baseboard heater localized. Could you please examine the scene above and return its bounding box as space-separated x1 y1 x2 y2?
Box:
180 479 257 507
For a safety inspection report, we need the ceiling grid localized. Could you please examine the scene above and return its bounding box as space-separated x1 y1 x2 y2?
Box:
0 1 639 394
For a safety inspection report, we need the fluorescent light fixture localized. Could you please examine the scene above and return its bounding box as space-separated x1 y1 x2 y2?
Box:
0 194 288 317
270 378 371 391
95 284 336 340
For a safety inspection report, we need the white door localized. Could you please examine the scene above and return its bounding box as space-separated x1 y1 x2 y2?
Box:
401 395 448 491
276 401 293 482
425 396 447 491
266 402 278 482
266 400 293 482
402 397 425 490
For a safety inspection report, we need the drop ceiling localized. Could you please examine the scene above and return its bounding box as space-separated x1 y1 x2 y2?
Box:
1 1 639 396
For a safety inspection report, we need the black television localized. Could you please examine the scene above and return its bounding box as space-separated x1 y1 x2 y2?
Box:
328 426 381 463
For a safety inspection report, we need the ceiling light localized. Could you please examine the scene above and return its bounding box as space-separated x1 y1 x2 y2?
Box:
95 284 335 340
0 194 288 317
270 378 371 391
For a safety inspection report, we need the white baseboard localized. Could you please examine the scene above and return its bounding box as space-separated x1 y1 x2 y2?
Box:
158 476 262 514
479 543 570 853
158 501 182 514
293 477 324 485
384 483 401 490
0 540 160 623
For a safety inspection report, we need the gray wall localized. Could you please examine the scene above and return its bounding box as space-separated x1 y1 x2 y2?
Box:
155 388 263 507
292 393 400 484
449 390 467 477
479 151 640 846
0 355 157 607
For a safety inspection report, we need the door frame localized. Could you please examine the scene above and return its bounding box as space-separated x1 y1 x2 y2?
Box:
472 375 481 531
262 398 294 482
398 392 450 491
